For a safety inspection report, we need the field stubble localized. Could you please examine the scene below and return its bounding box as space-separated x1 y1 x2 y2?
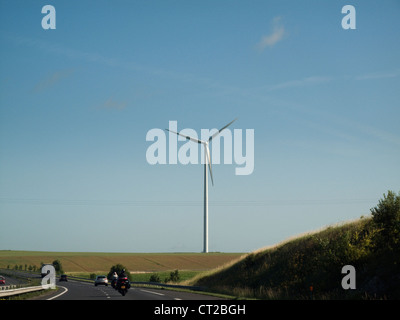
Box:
0 251 244 275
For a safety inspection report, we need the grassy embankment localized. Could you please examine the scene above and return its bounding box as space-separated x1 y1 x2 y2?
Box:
186 216 400 299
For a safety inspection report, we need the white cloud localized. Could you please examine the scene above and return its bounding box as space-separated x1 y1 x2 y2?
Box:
256 16 286 50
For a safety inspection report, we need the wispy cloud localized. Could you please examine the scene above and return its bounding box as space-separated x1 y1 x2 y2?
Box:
33 69 75 93
267 76 331 91
9 34 119 68
265 70 398 92
98 97 128 110
256 16 286 50
336 117 400 147
355 69 400 80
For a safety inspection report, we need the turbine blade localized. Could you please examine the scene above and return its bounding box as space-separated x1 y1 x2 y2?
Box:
209 118 237 142
205 145 214 186
165 129 204 144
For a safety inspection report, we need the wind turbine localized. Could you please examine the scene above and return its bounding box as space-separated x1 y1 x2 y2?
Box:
166 119 237 253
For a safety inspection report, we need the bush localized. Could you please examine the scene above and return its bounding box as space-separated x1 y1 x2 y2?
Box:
52 260 64 274
165 270 180 283
370 190 400 253
149 274 161 283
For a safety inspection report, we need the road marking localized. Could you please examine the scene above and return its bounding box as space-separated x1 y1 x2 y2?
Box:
47 285 68 300
140 289 165 296
95 286 112 299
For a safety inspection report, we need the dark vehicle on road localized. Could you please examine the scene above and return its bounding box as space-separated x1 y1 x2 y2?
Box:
116 276 130 296
0 276 5 285
59 274 68 282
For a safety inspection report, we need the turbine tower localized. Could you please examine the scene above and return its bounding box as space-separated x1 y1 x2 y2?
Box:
166 119 237 253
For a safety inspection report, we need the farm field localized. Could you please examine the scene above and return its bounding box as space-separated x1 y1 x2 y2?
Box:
0 250 245 274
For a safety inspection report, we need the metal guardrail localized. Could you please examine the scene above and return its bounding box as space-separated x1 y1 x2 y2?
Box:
1 285 17 291
0 285 45 298
0 268 46 298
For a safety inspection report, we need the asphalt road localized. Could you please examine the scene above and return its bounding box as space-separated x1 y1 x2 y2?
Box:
1 274 23 287
0 270 223 300
41 279 223 300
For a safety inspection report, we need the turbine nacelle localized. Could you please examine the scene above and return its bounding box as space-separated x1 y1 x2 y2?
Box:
165 118 237 187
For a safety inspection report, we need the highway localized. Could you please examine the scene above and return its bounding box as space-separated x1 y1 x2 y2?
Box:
2 272 252 318
1 274 23 287
0 269 224 300
41 279 224 300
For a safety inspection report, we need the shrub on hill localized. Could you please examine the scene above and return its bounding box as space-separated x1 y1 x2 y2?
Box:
149 273 161 283
370 190 400 256
52 259 64 274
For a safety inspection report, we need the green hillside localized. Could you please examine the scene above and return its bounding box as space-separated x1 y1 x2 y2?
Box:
190 191 400 300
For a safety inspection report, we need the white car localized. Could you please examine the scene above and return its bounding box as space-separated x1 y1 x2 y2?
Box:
94 275 108 286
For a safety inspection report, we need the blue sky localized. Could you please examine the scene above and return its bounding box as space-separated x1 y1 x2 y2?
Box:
0 0 399 253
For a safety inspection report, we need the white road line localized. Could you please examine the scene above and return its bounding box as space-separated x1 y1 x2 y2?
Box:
140 289 165 296
95 286 111 299
47 285 68 300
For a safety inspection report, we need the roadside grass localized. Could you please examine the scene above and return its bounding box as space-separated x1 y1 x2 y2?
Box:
3 287 59 300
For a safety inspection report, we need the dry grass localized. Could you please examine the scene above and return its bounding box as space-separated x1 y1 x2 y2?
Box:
184 219 363 286
181 253 248 286
189 217 392 300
